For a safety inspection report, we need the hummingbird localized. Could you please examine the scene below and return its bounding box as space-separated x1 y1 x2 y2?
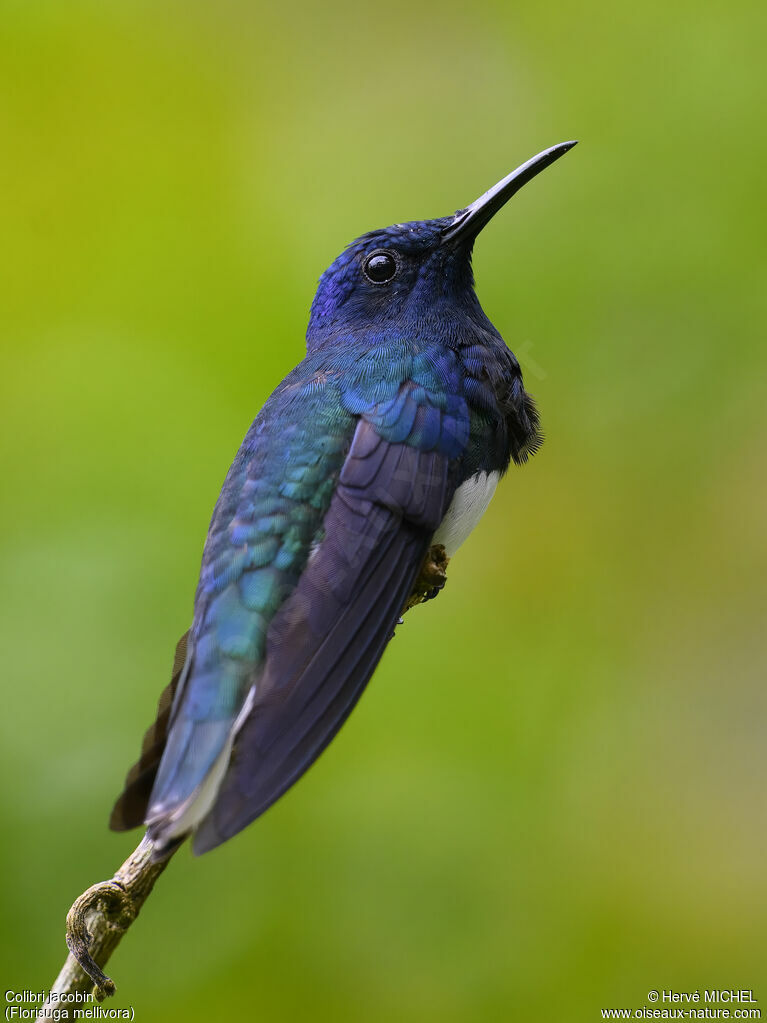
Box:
110 141 577 857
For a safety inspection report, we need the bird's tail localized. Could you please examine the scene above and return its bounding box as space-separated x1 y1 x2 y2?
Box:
109 625 256 860
143 647 256 858
109 630 190 834
144 688 255 857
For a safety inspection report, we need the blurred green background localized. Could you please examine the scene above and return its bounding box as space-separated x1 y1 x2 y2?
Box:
2 0 765 1018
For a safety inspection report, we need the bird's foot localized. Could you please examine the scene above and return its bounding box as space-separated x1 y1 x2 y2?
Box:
403 544 449 613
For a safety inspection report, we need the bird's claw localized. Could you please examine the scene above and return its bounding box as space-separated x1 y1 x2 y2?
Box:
403 544 449 613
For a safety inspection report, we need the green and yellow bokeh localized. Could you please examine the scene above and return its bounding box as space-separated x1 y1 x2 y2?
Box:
1 1 765 1018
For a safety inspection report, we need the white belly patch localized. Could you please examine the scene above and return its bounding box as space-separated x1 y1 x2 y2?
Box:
432 470 500 557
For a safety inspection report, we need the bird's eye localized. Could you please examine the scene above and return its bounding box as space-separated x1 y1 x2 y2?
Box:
362 250 398 284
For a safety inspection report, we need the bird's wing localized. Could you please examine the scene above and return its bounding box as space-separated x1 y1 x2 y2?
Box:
110 344 470 853
192 412 457 853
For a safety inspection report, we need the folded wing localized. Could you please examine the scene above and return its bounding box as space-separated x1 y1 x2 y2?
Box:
193 419 450 852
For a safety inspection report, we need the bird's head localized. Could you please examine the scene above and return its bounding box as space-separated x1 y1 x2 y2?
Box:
306 141 576 350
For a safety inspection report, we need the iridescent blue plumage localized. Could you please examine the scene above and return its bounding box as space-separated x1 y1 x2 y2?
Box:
110 142 576 855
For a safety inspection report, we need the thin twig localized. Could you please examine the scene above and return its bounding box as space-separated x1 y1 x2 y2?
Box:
37 836 178 1021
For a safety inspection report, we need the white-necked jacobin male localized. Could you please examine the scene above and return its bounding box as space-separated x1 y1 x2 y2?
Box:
111 141 577 857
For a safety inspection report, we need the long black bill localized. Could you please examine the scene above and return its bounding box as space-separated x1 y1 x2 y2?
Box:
442 140 577 245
